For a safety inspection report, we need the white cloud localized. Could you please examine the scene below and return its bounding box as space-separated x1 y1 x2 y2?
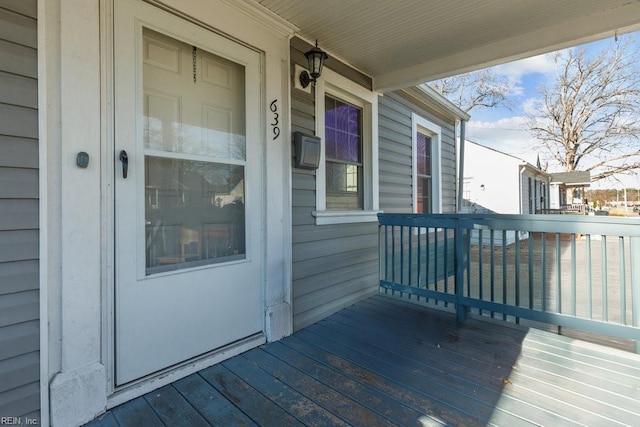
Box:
522 97 541 116
494 54 556 81
490 54 557 98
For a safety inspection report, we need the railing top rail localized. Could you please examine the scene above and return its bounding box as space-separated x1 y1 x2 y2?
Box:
377 213 640 236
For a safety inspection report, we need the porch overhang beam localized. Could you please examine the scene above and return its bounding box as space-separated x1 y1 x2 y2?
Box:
372 4 640 93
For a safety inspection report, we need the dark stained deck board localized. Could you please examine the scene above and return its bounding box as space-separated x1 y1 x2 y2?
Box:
143 385 209 426
86 294 640 427
222 352 350 426
262 340 436 426
171 374 258 426
111 397 164 427
199 363 304 427
240 349 393 426
84 411 119 427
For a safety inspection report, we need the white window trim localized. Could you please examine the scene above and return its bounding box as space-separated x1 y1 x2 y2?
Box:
312 68 379 225
412 113 442 214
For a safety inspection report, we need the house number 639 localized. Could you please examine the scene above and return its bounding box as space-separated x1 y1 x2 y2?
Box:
270 100 280 141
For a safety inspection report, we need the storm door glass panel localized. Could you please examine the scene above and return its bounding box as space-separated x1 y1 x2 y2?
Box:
143 28 246 274
325 94 363 210
416 132 432 213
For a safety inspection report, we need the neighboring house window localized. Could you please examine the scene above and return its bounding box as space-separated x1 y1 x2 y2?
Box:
412 113 442 214
313 68 379 225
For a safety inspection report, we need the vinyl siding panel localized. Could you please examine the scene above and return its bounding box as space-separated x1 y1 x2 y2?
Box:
0 1 37 18
378 92 458 214
0 104 38 139
291 38 378 331
0 40 37 79
0 136 39 168
0 72 38 108
0 261 39 295
0 200 38 230
0 0 39 421
0 7 37 48
0 320 39 362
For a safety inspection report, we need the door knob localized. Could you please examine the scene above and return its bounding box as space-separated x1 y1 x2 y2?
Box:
119 150 129 179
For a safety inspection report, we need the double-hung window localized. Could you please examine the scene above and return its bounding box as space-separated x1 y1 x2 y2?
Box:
313 68 379 225
416 132 433 213
412 113 442 214
325 95 363 210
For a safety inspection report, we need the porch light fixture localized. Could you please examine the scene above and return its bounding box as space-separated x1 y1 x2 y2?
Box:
300 39 328 88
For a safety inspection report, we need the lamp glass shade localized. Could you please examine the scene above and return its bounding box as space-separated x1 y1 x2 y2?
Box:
304 42 328 80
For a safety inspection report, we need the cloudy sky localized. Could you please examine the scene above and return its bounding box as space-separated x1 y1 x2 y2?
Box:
461 31 640 189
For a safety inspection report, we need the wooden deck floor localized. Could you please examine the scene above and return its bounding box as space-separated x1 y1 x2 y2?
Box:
87 295 640 426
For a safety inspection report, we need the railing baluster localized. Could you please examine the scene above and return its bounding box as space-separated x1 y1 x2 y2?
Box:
381 225 385 284
408 224 413 298
391 225 396 291
586 235 592 319
455 219 466 322
571 233 577 316
620 236 626 325
490 229 495 318
541 232 546 312
556 233 562 313
444 228 449 307
400 226 405 291
515 230 521 324
478 228 484 315
603 235 608 322
434 228 439 304
386 225 390 286
529 233 534 310
426 226 430 302
467 227 472 298
630 236 640 353
417 226 422 295
502 229 507 321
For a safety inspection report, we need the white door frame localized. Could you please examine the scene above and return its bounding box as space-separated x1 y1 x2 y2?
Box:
43 0 295 424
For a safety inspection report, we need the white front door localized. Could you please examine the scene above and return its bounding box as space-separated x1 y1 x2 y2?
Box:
114 0 264 385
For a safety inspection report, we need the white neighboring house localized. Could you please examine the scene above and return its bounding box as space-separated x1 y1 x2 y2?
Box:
460 140 551 244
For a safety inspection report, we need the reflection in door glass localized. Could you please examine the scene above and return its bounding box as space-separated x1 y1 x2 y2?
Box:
145 157 245 274
141 27 248 275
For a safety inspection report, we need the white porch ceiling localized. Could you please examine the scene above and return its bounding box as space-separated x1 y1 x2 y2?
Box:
257 0 640 92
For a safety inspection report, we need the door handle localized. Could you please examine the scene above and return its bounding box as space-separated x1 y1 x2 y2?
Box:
119 150 129 179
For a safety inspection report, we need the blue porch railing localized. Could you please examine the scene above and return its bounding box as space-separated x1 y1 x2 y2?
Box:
378 213 640 352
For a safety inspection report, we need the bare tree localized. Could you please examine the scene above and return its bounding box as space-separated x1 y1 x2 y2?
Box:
528 39 640 182
429 68 513 114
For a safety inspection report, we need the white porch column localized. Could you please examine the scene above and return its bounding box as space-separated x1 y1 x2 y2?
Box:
43 0 107 425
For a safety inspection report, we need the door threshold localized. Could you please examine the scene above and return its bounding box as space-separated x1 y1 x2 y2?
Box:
107 333 265 409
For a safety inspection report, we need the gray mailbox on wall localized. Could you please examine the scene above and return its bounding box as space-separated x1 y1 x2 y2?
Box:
294 131 321 170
